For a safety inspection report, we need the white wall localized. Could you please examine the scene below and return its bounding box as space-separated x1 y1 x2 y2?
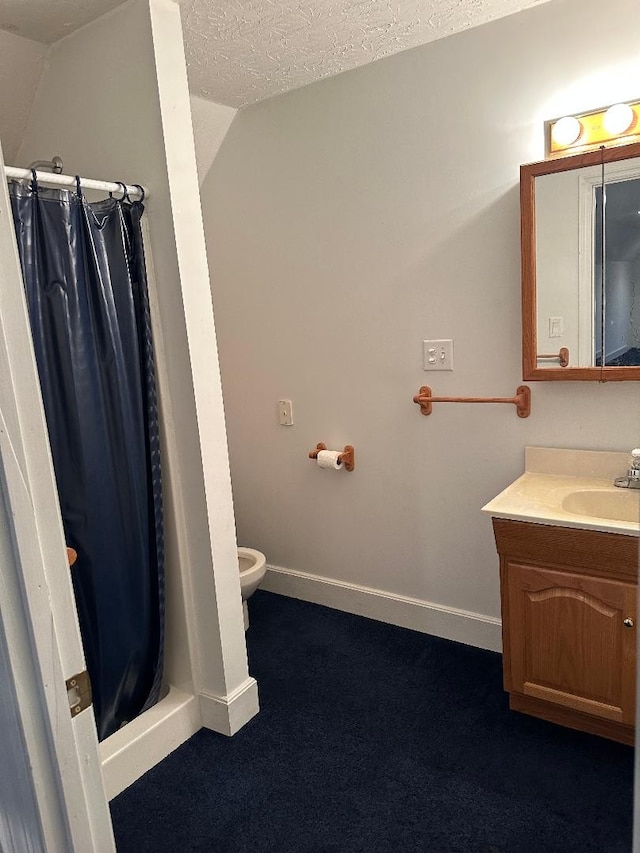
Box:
200 0 640 642
605 262 634 359
190 95 237 186
535 169 583 361
0 29 46 162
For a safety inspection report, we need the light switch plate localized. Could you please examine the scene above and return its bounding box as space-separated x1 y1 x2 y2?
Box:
423 339 454 371
549 316 564 338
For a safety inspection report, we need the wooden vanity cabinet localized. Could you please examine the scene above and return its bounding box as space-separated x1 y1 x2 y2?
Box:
492 519 638 745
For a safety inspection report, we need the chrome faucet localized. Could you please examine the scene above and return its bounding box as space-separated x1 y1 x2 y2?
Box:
614 449 640 489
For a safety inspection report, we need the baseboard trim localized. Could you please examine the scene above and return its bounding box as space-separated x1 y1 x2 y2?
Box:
199 676 259 736
100 686 201 800
262 564 502 652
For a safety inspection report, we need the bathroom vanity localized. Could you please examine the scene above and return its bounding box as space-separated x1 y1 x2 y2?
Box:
483 448 639 745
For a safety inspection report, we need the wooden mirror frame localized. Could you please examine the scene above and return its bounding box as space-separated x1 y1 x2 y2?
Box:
521 141 640 381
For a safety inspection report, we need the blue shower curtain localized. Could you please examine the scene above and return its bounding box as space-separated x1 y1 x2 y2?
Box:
9 178 164 741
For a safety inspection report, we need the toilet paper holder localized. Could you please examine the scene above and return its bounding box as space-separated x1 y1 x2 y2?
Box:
308 442 355 472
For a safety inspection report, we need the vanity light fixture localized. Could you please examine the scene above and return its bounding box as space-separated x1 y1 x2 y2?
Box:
547 99 640 156
603 102 635 135
551 115 582 147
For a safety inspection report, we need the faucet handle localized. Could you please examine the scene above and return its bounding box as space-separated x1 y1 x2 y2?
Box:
627 449 640 479
615 450 640 488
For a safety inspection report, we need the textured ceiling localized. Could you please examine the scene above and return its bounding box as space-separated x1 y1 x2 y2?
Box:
181 0 551 107
0 0 552 107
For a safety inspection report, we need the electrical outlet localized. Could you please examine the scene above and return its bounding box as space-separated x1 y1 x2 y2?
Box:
423 339 454 371
278 399 293 426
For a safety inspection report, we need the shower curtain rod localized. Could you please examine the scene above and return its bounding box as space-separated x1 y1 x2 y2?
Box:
4 166 147 199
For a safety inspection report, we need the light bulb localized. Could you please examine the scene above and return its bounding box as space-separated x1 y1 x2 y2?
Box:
551 115 582 147
603 103 634 135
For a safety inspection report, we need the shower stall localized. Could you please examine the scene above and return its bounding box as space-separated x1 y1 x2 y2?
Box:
9 165 166 745
0 2 257 849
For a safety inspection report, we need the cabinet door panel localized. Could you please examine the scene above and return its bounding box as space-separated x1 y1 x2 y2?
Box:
507 563 636 724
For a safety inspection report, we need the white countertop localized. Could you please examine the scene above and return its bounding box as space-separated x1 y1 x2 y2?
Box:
482 447 640 537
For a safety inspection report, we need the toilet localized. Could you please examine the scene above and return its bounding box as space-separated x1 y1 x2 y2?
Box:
238 547 266 629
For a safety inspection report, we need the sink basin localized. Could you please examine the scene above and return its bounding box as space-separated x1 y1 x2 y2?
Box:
482 449 640 536
561 489 640 524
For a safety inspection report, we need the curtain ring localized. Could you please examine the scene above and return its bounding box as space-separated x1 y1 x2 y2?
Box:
132 184 145 203
30 168 39 195
75 175 83 199
110 181 128 201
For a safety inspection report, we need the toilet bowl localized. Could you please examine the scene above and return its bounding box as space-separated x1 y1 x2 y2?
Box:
238 547 266 629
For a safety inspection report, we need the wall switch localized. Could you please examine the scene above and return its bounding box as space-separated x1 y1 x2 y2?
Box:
423 339 454 371
278 400 294 426
549 317 564 338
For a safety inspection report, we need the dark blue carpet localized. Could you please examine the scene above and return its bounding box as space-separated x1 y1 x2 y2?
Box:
110 591 634 852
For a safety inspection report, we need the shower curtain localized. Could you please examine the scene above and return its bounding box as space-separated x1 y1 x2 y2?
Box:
9 177 164 741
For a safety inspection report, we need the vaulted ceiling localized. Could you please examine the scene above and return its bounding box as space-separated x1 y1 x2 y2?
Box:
0 0 552 107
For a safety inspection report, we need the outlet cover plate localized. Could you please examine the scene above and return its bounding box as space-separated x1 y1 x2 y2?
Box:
278 399 294 425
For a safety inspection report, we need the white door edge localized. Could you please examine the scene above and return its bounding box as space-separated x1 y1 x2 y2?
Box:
0 144 115 851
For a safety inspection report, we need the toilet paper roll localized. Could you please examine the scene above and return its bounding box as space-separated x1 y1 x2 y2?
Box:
317 449 343 470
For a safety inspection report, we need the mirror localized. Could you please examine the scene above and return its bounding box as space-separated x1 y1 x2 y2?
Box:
521 141 640 380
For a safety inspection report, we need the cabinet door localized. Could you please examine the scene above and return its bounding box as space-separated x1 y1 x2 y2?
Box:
507 562 637 724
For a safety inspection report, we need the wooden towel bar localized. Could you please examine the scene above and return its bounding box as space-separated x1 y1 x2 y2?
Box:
413 385 531 418
537 347 569 367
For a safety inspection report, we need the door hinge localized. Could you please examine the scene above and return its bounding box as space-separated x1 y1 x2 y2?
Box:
66 670 92 717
